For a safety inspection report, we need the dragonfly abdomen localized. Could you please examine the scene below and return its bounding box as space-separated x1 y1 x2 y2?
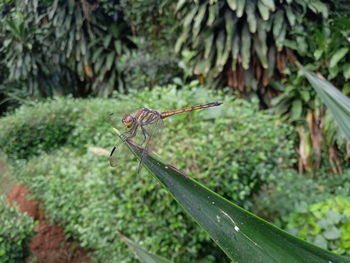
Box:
160 102 222 119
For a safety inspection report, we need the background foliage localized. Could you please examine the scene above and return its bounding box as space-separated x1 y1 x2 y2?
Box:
1 0 350 261
0 196 36 263
286 196 350 256
175 0 328 101
1 86 295 262
0 0 132 102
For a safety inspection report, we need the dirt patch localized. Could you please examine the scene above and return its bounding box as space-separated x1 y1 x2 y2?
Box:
7 185 92 263
7 184 44 219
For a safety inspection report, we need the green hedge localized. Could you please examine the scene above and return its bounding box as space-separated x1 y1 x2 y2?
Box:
1 85 295 262
285 196 350 256
0 197 36 263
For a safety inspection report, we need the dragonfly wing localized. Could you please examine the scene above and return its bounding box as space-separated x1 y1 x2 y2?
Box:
136 116 164 174
109 131 130 167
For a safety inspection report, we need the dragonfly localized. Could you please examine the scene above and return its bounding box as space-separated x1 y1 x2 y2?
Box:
109 102 222 172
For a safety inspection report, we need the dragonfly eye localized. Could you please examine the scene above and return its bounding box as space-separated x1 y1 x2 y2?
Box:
122 114 134 128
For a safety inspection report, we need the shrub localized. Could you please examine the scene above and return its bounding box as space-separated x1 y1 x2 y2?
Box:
253 170 350 225
0 197 36 263
253 169 350 257
285 196 350 256
0 99 79 160
2 85 296 262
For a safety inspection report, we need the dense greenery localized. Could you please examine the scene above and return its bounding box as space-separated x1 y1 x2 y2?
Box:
286 196 350 256
0 197 36 263
0 0 132 100
1 0 350 261
272 14 350 173
175 0 328 96
1 86 295 262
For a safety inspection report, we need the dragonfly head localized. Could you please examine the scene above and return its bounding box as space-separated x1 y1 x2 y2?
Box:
122 114 135 128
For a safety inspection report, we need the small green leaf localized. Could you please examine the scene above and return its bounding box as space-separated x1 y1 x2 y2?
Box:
324 227 341 240
254 28 268 68
118 232 172 263
314 49 323 60
176 0 187 12
241 23 251 70
103 35 112 48
273 10 284 39
106 53 115 71
285 6 296 26
300 90 310 102
330 48 349 68
236 0 246 18
257 1 270 20
227 0 237 11
246 1 257 33
261 0 275 11
291 100 302 120
343 63 350 80
183 5 198 27
207 4 218 26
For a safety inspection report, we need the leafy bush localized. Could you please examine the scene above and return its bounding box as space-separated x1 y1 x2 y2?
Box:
2 85 296 262
0 0 132 99
119 39 182 90
285 196 350 256
0 197 36 263
0 99 79 160
253 168 350 257
253 170 350 224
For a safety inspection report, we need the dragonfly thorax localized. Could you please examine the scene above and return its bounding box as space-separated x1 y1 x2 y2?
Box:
122 114 135 128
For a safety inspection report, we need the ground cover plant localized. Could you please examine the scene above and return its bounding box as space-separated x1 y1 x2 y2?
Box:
1 85 295 262
0 196 36 262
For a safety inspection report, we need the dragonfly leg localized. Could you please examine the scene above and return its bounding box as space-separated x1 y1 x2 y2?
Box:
140 126 150 145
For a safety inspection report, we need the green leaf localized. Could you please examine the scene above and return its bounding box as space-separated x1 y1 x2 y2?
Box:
122 138 349 263
329 48 349 68
261 0 275 11
227 0 237 11
236 0 246 18
117 232 172 263
343 63 350 80
103 35 112 48
231 33 240 63
176 0 187 12
302 68 350 142
204 32 214 59
273 10 284 39
241 23 251 70
257 1 270 20
254 21 268 68
246 1 257 33
92 47 104 63
193 4 207 37
106 53 115 71
291 100 302 120
323 227 341 240
285 6 296 26
207 4 218 26
183 5 198 27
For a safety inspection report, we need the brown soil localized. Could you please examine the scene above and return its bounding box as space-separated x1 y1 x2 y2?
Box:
6 184 92 263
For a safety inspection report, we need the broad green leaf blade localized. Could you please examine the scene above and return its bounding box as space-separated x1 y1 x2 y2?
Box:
123 140 349 263
302 69 350 142
329 48 349 68
117 232 172 263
